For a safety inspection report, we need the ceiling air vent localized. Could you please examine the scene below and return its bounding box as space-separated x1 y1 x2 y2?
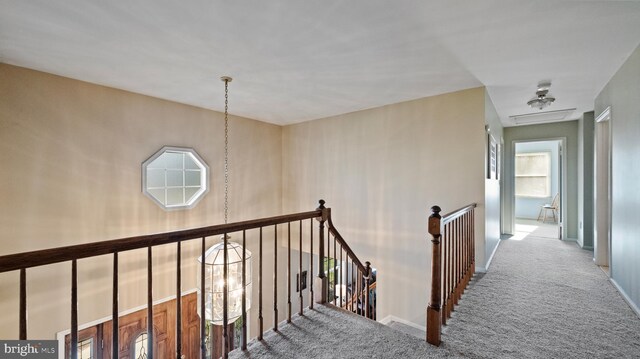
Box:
509 108 577 126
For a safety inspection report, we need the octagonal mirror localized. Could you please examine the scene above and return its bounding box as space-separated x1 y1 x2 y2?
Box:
142 146 209 210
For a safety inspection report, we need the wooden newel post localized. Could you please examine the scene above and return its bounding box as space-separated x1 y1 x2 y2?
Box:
427 205 442 346
315 199 328 304
364 261 371 319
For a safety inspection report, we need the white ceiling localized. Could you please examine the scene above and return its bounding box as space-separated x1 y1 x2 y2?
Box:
1 1 640 126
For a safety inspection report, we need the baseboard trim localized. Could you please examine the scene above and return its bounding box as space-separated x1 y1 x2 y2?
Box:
379 315 427 332
479 238 502 273
609 278 640 319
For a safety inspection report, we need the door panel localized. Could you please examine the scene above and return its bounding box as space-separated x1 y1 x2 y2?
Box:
65 293 199 359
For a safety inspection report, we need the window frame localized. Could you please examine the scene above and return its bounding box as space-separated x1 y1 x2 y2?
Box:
142 146 210 210
515 151 551 198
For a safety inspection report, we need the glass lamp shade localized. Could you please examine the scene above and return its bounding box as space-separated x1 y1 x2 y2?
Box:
197 239 252 324
527 90 555 110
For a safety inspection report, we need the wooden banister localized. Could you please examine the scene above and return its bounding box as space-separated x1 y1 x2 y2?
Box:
326 213 367 273
426 203 477 346
0 200 373 357
0 210 321 273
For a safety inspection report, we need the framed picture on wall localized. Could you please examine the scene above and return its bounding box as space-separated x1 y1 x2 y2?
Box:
487 134 497 179
496 143 502 180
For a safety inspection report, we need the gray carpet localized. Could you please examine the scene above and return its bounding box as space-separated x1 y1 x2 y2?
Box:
230 235 640 358
387 320 426 340
229 304 457 359
441 236 640 358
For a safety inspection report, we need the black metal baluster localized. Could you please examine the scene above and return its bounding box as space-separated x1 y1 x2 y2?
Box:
71 259 78 359
19 268 26 340
223 233 229 358
299 220 303 315
273 225 278 331
259 227 263 339
147 247 153 359
310 219 314 309
200 237 206 359
287 222 292 323
242 230 247 350
176 241 182 359
112 254 118 359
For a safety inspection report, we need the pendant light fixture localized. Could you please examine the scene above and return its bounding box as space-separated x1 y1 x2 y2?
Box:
197 76 252 325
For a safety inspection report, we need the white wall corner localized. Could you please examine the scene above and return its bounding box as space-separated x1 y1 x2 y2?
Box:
610 278 640 319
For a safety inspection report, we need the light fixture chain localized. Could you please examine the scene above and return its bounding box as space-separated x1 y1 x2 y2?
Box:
224 78 229 225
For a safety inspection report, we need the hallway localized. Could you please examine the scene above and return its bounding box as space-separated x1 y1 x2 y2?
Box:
441 234 640 358
230 233 640 358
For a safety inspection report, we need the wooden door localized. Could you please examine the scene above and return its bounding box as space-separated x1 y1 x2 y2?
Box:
66 293 199 359
64 325 103 359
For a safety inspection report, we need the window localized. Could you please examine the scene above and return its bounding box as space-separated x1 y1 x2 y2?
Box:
73 338 93 359
142 147 209 210
515 152 550 197
133 332 148 359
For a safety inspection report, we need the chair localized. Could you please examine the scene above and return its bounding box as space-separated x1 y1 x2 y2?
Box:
538 193 559 223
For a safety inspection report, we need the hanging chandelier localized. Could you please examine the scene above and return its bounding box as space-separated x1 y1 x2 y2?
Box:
198 240 252 324
197 76 252 324
527 81 556 110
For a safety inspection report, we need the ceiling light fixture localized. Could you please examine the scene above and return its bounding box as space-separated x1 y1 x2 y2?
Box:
527 81 556 110
198 76 253 327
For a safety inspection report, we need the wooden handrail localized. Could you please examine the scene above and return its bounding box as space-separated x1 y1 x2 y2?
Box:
426 203 476 346
2 200 374 358
0 210 321 273
326 211 367 273
343 280 376 310
442 203 477 224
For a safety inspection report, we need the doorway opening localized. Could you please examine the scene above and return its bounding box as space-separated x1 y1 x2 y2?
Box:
514 140 563 240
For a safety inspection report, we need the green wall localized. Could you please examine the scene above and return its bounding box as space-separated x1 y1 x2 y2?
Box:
595 44 640 314
503 121 579 239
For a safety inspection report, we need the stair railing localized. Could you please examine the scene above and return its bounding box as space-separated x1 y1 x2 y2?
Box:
426 203 477 346
0 199 372 359
323 210 375 319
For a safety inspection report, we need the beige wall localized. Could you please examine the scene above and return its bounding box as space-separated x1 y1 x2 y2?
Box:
0 63 497 337
595 44 640 313
0 64 283 338
282 87 487 326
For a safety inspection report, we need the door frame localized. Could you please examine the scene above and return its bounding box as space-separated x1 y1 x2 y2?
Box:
509 137 568 240
594 106 612 270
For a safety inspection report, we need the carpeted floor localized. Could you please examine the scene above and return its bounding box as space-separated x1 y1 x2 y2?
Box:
515 218 559 239
441 236 640 358
230 235 640 358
